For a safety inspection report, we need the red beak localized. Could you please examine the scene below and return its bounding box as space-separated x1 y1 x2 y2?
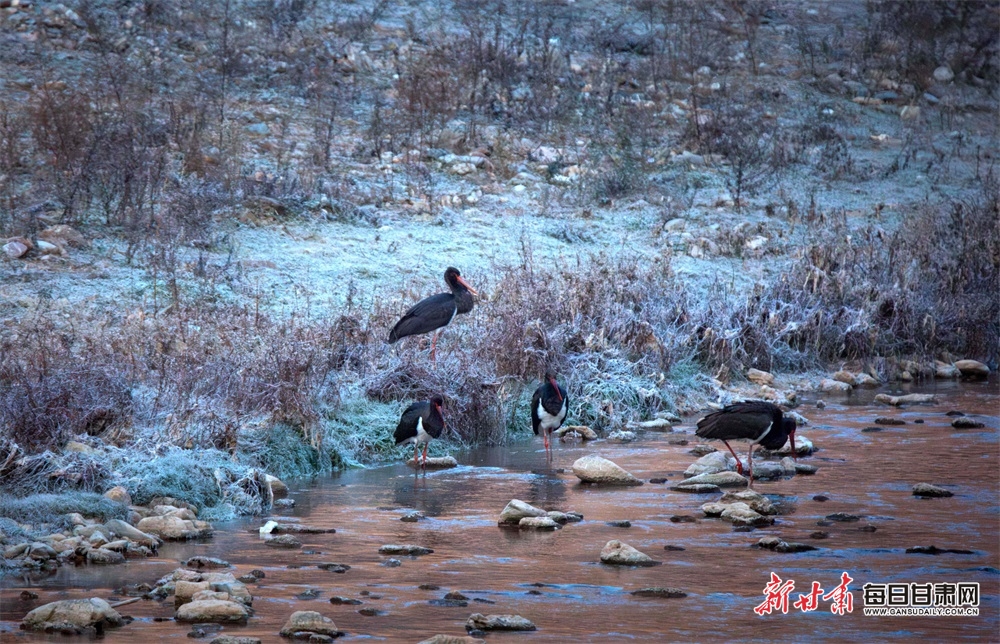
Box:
549 376 562 402
456 275 478 296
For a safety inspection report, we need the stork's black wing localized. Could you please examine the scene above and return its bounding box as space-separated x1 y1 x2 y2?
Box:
695 401 780 441
387 293 456 343
394 401 428 444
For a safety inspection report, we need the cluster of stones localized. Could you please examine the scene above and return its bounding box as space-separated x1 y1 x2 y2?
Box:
1 486 218 576
3 224 87 259
819 359 990 391
701 490 779 528
497 499 583 531
160 563 254 625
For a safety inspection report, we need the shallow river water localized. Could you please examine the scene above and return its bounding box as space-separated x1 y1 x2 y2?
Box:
2 378 998 642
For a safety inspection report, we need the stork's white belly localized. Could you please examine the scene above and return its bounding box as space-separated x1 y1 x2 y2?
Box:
536 398 567 431
401 417 432 446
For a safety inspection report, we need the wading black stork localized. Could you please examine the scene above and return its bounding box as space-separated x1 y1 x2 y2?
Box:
695 400 796 487
388 267 478 363
531 371 568 458
394 395 445 468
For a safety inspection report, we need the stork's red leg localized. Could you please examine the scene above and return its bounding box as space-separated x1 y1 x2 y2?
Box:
421 443 429 467
429 331 440 364
722 440 744 475
747 445 755 489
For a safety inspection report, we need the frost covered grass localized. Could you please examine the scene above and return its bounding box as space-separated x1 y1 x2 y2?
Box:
0 493 128 529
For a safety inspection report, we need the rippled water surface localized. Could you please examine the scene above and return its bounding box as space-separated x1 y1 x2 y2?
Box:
2 378 998 642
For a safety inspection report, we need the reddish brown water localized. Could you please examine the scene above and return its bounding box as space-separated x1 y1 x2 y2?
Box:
2 379 998 642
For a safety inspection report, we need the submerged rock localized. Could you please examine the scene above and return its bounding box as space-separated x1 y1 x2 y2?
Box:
676 471 748 488
264 535 301 548
607 430 637 442
184 556 231 569
278 610 342 638
906 545 974 555
572 455 644 486
874 417 906 425
406 456 458 469
379 544 433 556
465 613 536 632
756 537 817 553
875 393 937 406
21 598 124 634
631 587 687 598
419 635 485 644
554 425 598 440
316 563 351 573
600 540 660 566
952 417 985 429
518 516 560 530
912 483 954 498
498 499 547 526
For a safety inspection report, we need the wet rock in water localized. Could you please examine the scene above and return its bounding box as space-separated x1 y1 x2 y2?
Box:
676 471 748 488
572 455 644 486
810 531 830 539
862 426 888 433
631 587 687 598
272 524 334 534
688 445 717 457
857 525 878 532
465 613 536 632
136 516 213 540
813 495 830 502
815 400 826 409
606 520 632 528
720 490 776 515
756 537 817 553
912 483 954 498
382 558 402 567
176 600 250 624
185 556 231 569
406 456 458 469
429 598 468 607
418 584 441 591
874 417 906 425
264 535 301 548
793 462 818 475
773 434 814 456
296 589 320 600
945 410 965 416
103 519 160 549
649 478 668 484
518 516 560 530
599 540 660 566
746 368 774 385
669 515 697 523
700 503 727 518
328 596 361 605
444 592 469 601
546 511 583 524
875 393 937 406
826 513 861 522
820 378 851 392
952 417 985 429
278 610 342 638
419 635 485 644
955 359 989 377
935 361 961 379
607 430 637 442
210 636 262 644
21 598 124 634
21 590 39 600
748 460 785 480
316 563 351 573
175 580 211 604
854 373 880 387
906 545 974 555
720 503 774 527
86 548 126 565
684 451 731 477
913 419 925 423
670 483 721 493
498 499 547 526
554 425 598 440
631 418 676 431
379 544 433 556
832 370 856 385
401 512 424 523
663 545 686 551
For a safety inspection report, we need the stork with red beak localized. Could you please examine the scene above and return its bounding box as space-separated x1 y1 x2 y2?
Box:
388 267 478 363
531 371 568 458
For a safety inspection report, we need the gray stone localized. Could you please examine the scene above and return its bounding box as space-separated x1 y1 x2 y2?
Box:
720 502 774 527
465 613 536 632
419 636 485 644
21 598 124 633
820 378 851 392
913 483 954 498
670 483 720 493
720 490 776 515
599 540 660 566
684 451 730 478
264 534 302 548
211 637 262 644
175 599 250 623
951 417 985 429
498 499 547 525
518 517 560 530
676 471 748 488
630 587 687 598
278 610 341 638
406 456 458 469
379 544 433 555
104 519 161 549
136 515 212 540
553 425 598 440
955 360 989 377
572 454 644 486
875 393 937 406
607 430 637 442
933 66 954 82
86 548 125 565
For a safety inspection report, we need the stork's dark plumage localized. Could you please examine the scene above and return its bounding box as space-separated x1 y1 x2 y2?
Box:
388 267 477 362
695 400 796 487
394 395 445 467
531 371 568 457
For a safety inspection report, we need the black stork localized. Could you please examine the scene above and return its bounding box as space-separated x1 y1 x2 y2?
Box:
695 400 796 487
388 267 478 363
531 371 568 457
394 395 445 467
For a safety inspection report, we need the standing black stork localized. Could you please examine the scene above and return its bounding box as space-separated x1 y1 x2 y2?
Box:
531 371 568 458
695 400 796 487
388 267 478 363
394 395 446 468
